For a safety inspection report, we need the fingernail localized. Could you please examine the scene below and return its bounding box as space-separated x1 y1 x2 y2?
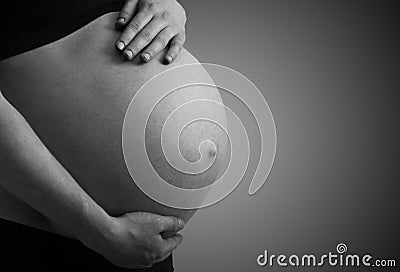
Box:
117 17 125 24
116 41 125 50
178 219 185 229
141 53 151 62
165 55 173 63
124 49 133 60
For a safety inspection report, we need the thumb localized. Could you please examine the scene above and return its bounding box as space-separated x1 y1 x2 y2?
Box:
160 233 184 253
158 216 185 233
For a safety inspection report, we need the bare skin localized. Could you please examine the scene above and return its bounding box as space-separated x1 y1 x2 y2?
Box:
0 12 227 269
0 89 185 269
115 0 187 63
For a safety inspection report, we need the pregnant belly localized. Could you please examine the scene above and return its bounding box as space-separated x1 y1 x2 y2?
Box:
0 12 228 226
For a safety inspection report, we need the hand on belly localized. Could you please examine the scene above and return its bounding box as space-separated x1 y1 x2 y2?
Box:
0 12 228 223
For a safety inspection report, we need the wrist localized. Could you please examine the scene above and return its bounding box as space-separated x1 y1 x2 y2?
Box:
74 198 115 249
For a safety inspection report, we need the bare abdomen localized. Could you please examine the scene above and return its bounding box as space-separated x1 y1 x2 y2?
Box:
0 12 227 226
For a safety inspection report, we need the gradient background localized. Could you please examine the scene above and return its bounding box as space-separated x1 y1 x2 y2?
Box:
174 1 399 271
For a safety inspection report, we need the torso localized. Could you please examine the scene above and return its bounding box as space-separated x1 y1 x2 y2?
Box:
0 12 227 237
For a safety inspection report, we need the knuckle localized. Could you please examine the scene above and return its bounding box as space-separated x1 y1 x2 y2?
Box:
145 2 157 11
154 218 165 230
143 256 152 266
160 10 170 20
127 21 140 32
145 251 157 262
155 217 163 228
143 252 151 262
154 36 167 48
140 30 152 41
151 251 158 261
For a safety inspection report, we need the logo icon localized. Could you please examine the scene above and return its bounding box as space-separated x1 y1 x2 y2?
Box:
336 243 348 254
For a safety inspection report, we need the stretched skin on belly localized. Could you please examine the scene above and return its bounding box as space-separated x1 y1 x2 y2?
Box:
0 12 228 223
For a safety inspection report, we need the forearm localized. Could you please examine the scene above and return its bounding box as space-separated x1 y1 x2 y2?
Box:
0 92 110 240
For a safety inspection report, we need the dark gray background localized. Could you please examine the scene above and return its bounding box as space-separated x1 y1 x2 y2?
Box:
175 0 399 271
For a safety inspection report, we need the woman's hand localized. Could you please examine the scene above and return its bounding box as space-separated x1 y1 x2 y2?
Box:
81 211 185 269
0 92 185 269
115 0 186 64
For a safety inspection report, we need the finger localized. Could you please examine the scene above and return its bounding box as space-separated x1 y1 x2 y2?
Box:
123 18 166 60
164 33 185 64
141 27 175 63
160 230 179 239
115 0 140 29
158 216 185 233
115 10 153 52
160 234 184 254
